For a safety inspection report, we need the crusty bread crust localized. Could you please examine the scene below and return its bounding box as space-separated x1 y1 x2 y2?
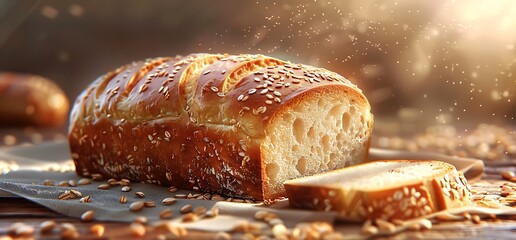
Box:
284 160 472 221
69 54 373 200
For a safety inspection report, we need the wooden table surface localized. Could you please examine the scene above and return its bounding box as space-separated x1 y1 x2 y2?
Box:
2 174 516 239
1 124 515 239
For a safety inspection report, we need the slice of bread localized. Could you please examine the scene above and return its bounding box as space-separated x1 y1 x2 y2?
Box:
284 160 472 221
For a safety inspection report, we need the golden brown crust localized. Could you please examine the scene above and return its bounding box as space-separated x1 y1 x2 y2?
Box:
69 53 371 200
0 72 69 127
284 160 473 221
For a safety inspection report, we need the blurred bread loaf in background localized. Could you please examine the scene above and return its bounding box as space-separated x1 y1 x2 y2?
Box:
0 72 69 127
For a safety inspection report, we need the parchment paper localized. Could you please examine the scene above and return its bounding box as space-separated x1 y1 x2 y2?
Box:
0 141 485 232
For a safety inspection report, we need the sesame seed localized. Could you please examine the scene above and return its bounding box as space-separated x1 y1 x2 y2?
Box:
419 219 433 229
90 224 105 237
393 190 403 200
272 224 287 238
120 196 128 203
181 204 192 214
211 86 219 92
259 89 268 94
133 216 148 225
162 197 177 205
129 201 144 211
182 213 198 222
160 209 173 219
40 221 56 234
130 223 146 237
206 207 220 218
502 171 515 180
257 106 267 113
79 195 91 203
97 184 110 190
58 180 69 187
403 187 409 196
203 70 211 75
77 178 91 186
107 178 117 185
43 179 54 186
265 100 273 105
139 85 148 93
61 223 78 239
175 194 187 198
14 224 35 237
81 210 94 222
254 77 261 82
135 192 145 198
70 189 82 198
471 214 481 224
242 155 251 166
248 89 257 94
254 210 269 220
68 180 77 187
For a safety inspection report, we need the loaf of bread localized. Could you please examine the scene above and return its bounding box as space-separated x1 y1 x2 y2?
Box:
68 54 373 200
0 72 69 127
284 160 472 221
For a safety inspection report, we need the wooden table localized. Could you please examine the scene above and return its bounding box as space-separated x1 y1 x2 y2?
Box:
1 124 516 239
2 177 516 239
0 198 217 239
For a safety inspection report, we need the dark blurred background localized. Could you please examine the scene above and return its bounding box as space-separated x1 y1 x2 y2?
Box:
0 0 514 133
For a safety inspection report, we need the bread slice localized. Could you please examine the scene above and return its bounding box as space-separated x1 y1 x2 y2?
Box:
284 160 472 221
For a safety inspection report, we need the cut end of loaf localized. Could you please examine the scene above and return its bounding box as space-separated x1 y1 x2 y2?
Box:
261 85 373 199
